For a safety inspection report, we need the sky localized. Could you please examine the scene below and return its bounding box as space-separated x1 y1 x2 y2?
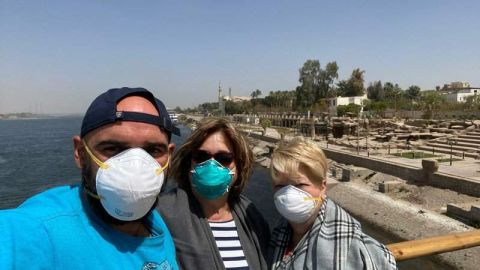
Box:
1 0 480 114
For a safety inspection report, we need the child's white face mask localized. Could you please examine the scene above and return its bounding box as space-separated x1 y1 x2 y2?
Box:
273 185 322 223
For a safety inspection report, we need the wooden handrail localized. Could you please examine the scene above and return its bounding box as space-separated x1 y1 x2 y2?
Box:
386 230 480 261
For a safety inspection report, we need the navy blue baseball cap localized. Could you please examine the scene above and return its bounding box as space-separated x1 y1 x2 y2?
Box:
80 87 180 138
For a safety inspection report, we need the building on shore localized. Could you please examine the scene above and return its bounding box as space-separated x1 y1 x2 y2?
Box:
223 95 251 102
437 82 479 103
326 94 368 116
166 109 178 123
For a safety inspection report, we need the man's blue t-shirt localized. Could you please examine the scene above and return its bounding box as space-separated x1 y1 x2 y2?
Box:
0 185 178 270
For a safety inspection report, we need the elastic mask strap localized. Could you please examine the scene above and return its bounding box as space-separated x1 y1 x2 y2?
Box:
82 141 109 169
303 197 322 202
155 156 170 175
303 196 324 208
228 165 236 175
84 186 103 200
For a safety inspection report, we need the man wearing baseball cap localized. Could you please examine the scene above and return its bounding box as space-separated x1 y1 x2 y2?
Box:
0 87 180 269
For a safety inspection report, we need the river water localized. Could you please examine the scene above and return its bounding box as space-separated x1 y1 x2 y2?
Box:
0 117 448 269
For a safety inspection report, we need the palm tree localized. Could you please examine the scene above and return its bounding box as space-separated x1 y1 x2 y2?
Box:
250 89 262 113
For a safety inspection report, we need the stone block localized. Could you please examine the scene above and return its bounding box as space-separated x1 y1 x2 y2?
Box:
378 181 402 193
330 166 342 179
446 203 469 221
341 167 373 182
422 159 439 173
470 205 480 222
341 168 351 182
446 203 480 224
330 167 337 177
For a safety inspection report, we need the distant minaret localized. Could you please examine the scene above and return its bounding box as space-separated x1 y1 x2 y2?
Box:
229 87 232 100
218 81 225 115
218 81 222 100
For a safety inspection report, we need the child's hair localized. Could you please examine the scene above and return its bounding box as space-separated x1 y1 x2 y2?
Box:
270 137 327 185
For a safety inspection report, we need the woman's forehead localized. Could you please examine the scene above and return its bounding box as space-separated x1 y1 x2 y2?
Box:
198 131 232 150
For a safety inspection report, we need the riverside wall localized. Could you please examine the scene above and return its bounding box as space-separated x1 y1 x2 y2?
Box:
321 148 480 197
244 131 480 197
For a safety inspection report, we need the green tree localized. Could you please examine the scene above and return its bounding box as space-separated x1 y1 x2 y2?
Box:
240 100 253 114
350 68 366 96
465 95 480 111
337 103 362 117
311 99 328 114
263 90 295 112
323 62 339 97
251 89 262 99
296 60 338 110
174 106 182 113
225 100 243 114
250 89 262 113
367 81 384 101
259 118 271 135
199 102 219 114
364 100 388 117
296 60 320 110
404 85 422 112
383 82 403 100
336 80 350 97
382 82 405 116
336 68 365 97
283 91 296 111
420 91 444 119
405 85 421 101
295 85 312 111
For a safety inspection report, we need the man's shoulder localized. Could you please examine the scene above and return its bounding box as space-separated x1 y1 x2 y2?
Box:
5 185 82 221
0 186 82 255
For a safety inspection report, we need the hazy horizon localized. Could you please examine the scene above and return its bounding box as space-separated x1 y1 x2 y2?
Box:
1 1 480 114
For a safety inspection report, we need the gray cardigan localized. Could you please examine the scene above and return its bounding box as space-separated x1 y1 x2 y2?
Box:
157 187 270 270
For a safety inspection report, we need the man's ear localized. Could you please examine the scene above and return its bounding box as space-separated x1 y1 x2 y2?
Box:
168 143 175 157
73 135 84 169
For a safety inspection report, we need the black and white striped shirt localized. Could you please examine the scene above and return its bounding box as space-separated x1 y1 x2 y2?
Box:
209 219 249 270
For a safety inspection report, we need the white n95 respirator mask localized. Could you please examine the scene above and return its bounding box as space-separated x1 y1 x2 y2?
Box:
273 185 322 223
84 144 168 221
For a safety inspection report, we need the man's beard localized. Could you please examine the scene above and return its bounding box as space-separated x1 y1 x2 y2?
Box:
81 162 158 226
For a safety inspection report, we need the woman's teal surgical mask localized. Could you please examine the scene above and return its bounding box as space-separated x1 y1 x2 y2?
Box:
191 159 235 200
